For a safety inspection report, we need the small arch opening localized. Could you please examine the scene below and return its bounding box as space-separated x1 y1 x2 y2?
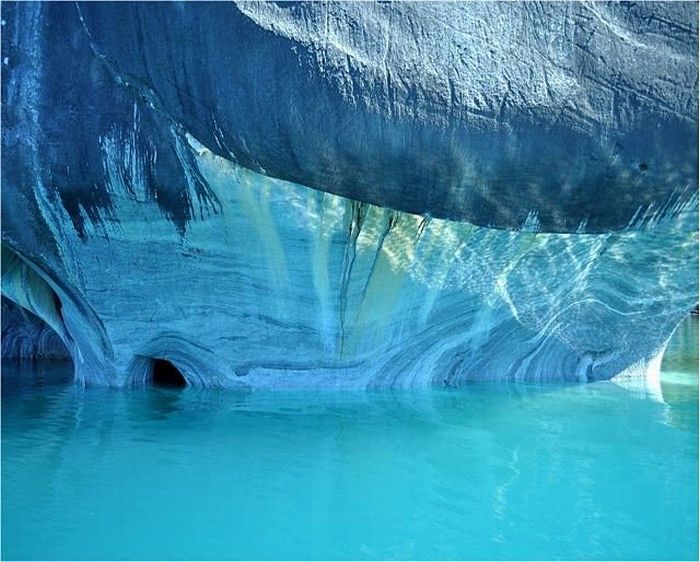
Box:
151 358 187 388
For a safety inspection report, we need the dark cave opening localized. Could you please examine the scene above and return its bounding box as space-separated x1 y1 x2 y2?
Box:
151 358 187 388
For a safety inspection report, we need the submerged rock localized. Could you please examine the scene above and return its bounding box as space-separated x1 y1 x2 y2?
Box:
1 2 697 387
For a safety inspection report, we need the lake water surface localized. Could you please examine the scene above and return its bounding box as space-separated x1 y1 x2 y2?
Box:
2 318 697 560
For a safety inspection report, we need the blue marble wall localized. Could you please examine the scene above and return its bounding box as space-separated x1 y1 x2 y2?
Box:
1 2 697 387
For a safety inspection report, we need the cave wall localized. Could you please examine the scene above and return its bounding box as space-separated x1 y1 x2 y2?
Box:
1 1 697 387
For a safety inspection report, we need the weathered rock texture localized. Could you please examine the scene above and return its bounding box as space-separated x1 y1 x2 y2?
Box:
1 297 69 359
1 1 697 387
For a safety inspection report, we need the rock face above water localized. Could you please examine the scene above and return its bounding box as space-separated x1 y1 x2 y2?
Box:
1 297 69 360
1 1 697 388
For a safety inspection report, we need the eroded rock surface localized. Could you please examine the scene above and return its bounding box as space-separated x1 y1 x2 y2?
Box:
1 1 697 387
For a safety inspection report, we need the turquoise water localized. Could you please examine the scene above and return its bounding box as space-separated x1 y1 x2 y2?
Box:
2 320 697 560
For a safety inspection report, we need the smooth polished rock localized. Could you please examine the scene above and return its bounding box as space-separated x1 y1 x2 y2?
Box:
3 140 698 387
1 1 697 234
0 1 697 387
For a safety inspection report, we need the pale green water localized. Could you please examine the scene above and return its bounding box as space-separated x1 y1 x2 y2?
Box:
1 318 697 560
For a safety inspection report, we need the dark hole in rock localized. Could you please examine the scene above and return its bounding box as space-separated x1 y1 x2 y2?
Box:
152 359 187 388
639 162 648 172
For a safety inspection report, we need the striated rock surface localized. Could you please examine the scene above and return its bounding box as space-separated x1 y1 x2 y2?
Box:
1 1 697 387
1 297 69 360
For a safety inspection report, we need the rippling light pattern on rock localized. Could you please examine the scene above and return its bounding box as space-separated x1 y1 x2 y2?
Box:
1 2 697 387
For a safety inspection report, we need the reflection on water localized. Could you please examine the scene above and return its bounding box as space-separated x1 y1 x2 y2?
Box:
1 317 697 560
